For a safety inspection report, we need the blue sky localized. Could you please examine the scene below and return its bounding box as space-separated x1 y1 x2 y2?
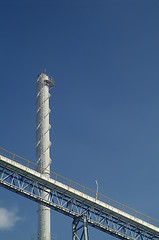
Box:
0 0 159 239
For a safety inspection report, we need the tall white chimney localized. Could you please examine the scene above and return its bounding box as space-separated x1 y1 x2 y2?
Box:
36 73 54 240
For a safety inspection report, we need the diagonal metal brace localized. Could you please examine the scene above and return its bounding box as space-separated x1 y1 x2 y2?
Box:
72 214 89 240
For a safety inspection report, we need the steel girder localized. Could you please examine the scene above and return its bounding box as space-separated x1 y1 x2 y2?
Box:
0 165 158 240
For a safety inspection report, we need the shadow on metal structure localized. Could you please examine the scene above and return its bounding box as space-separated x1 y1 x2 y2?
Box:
72 215 89 240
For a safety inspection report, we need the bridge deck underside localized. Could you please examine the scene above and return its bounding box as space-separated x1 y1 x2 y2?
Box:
0 155 159 240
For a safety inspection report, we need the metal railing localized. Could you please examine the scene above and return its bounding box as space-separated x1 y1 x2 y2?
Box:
0 146 159 227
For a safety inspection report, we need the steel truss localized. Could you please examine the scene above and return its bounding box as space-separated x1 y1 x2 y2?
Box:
72 215 89 240
0 164 158 240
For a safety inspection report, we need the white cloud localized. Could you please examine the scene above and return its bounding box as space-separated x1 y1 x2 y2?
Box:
0 207 21 230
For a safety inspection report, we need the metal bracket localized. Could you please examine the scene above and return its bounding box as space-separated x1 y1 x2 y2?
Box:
44 79 54 87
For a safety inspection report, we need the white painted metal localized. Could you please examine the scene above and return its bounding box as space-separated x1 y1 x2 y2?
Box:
36 73 54 240
1 154 159 238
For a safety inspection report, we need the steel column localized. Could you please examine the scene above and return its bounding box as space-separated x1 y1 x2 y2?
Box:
72 215 89 240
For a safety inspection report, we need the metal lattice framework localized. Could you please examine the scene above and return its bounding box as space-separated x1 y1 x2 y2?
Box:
0 153 159 240
72 215 89 240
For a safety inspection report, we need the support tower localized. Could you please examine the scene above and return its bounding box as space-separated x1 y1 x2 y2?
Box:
36 73 54 240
